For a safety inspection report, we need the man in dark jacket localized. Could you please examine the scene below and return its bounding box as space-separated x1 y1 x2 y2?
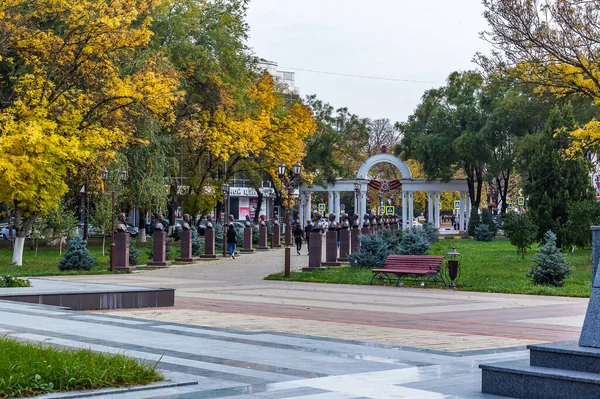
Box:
304 220 313 255
226 223 238 259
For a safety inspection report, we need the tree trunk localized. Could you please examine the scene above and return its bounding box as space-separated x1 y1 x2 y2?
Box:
102 235 106 256
11 208 35 266
12 237 25 266
253 191 264 224
82 184 88 240
139 209 147 243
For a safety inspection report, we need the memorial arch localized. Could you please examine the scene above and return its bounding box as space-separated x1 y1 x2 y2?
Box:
298 153 471 231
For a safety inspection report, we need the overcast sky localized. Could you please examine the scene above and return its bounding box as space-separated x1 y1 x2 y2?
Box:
246 0 491 124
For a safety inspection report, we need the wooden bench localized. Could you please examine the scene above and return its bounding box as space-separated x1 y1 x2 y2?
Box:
370 255 446 287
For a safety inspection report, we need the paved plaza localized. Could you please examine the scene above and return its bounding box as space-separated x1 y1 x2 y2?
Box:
0 247 590 398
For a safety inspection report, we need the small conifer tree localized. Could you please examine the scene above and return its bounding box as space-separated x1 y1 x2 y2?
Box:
528 231 571 286
480 208 496 235
348 234 390 268
467 207 481 236
398 227 431 255
58 237 95 271
474 225 494 242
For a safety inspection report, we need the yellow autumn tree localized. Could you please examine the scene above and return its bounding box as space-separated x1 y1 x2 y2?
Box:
0 0 179 264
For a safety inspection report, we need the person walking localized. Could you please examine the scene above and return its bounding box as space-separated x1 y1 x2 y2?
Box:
226 223 238 259
294 219 304 255
304 220 313 255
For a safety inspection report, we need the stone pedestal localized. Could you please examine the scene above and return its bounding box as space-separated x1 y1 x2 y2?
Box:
338 229 350 262
361 227 370 235
351 228 360 254
480 225 600 398
257 225 269 250
592 226 600 281
201 228 217 259
304 230 325 271
241 227 254 253
114 231 134 271
322 230 340 267
271 227 281 248
147 231 171 267
176 230 194 263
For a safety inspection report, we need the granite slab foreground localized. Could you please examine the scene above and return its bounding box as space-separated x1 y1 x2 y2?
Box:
0 278 174 310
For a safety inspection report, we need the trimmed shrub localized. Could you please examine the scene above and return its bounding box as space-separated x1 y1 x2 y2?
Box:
214 223 224 251
129 240 140 266
474 225 493 242
58 237 95 271
528 231 571 286
398 227 431 255
348 233 390 268
191 227 203 256
378 228 403 251
467 207 481 236
421 222 439 243
480 208 496 235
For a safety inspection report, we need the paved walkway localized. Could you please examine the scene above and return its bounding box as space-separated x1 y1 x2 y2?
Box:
46 247 588 353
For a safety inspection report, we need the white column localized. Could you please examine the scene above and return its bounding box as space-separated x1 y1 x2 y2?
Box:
408 192 414 228
360 190 368 219
427 192 433 224
334 191 340 218
328 191 334 215
435 192 441 229
458 191 465 231
401 192 407 230
466 196 471 232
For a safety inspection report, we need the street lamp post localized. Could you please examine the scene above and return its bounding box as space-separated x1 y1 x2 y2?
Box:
221 183 229 257
101 168 127 272
278 162 301 277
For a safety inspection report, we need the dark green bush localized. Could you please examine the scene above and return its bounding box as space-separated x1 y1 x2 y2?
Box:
467 208 481 236
502 212 538 258
191 227 203 256
398 227 431 255
129 240 140 266
58 237 95 271
348 234 390 268
474 225 494 242
214 223 224 251
421 222 439 243
377 228 403 251
528 230 571 286
480 208 496 235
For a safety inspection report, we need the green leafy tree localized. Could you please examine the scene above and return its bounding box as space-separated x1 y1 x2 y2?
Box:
564 199 600 253
89 194 116 256
46 200 78 255
502 212 538 258
525 106 592 246
528 231 571 287
397 71 489 207
58 237 95 271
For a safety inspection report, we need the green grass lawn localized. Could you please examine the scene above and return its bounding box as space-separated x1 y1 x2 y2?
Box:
0 238 151 277
0 336 162 398
266 238 593 297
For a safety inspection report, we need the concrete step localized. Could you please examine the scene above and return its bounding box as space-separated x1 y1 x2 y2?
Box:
480 359 600 399
529 340 600 374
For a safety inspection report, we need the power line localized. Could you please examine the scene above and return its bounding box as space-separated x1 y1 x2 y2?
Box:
279 66 443 84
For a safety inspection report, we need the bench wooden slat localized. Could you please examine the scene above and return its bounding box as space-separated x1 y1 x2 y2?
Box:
370 255 446 286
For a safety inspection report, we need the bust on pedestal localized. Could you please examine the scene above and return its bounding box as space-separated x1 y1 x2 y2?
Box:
176 214 195 263
323 213 341 267
271 216 281 248
241 215 254 253
147 213 171 267
338 214 351 262
304 212 325 271
361 213 371 235
114 213 134 271
201 215 217 258
257 215 269 250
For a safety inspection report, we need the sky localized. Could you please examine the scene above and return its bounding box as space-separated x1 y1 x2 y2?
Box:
246 0 492 124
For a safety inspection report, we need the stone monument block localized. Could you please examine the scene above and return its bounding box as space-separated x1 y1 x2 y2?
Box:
114 231 134 271
271 227 281 248
147 231 171 267
257 225 269 250
322 230 340 267
201 228 217 259
241 227 254 253
338 228 350 262
176 230 194 263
